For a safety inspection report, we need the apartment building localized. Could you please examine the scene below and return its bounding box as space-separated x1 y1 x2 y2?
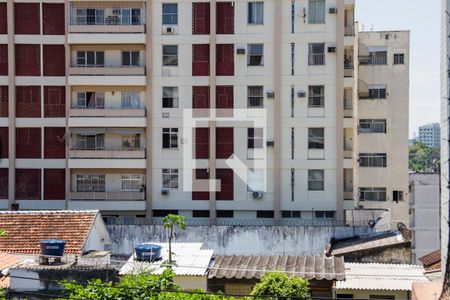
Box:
418 122 440 148
0 0 409 226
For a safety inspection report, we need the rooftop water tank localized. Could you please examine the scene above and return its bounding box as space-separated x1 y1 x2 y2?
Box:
39 240 66 257
135 244 162 261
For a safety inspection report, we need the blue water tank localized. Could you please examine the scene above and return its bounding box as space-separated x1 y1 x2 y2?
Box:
135 244 162 261
39 240 65 257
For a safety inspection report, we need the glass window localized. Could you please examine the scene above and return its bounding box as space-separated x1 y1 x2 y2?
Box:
162 169 178 188
308 43 325 65
308 170 324 191
308 128 324 149
359 187 387 202
359 153 387 168
122 134 141 149
77 92 104 109
315 211 334 219
369 50 387 65
308 0 325 24
247 128 264 149
308 85 325 107
122 51 140 67
121 92 140 108
359 119 387 133
76 174 105 192
121 8 132 25
248 2 264 25
393 190 404 202
247 86 264 108
76 51 104 67
162 3 178 25
163 45 178 66
162 87 179 108
248 44 264 66
131 9 141 25
74 134 104 150
162 128 178 149
121 174 144 191
394 53 405 65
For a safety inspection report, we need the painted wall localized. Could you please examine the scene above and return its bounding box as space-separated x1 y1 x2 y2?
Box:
336 289 407 300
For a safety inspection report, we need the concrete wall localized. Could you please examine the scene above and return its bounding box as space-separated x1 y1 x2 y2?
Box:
336 289 408 300
107 224 371 256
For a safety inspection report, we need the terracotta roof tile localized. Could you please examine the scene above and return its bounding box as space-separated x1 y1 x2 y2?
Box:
0 210 98 254
418 249 441 267
0 252 22 270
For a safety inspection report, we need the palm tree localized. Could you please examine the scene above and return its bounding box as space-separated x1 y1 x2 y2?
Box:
162 214 186 265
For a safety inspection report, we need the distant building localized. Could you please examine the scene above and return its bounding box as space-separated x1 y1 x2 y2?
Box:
418 123 440 148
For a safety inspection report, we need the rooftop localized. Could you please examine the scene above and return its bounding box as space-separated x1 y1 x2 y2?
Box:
0 252 24 288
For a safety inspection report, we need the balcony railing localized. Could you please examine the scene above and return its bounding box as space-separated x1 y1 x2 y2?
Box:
69 108 146 117
69 66 146 76
344 149 353 159
70 191 145 201
344 191 353 200
345 26 355 37
69 24 145 34
308 54 325 66
70 148 146 159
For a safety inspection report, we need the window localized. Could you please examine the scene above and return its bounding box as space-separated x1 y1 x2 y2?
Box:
162 3 178 25
393 190 404 202
308 128 324 149
308 43 325 65
247 86 264 107
359 153 387 167
308 0 325 24
121 92 140 108
75 8 104 25
163 45 178 66
193 210 210 218
162 169 178 188
122 134 141 149
122 51 140 67
394 53 405 65
315 211 334 219
76 174 105 192
217 210 234 218
368 50 387 65
248 128 263 149
248 2 264 25
121 175 144 191
247 44 264 66
257 211 274 218
162 87 178 108
74 133 104 150
153 210 178 217
281 211 302 218
359 119 387 134
308 85 325 107
367 85 387 99
359 187 386 202
308 170 324 191
111 8 141 25
162 128 178 149
76 92 104 109
369 296 395 300
76 51 104 67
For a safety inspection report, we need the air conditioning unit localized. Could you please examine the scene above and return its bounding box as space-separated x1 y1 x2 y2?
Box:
162 25 177 35
297 90 306 98
266 91 275 99
161 188 170 195
236 48 246 55
252 191 263 199
329 7 337 14
266 141 274 147
328 46 336 53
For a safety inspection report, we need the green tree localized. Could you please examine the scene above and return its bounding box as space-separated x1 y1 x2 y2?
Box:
0 229 5 236
250 272 310 300
409 142 440 173
162 214 187 265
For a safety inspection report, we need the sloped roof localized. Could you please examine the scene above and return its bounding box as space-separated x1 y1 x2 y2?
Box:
418 250 441 266
0 210 99 254
0 252 24 288
336 263 429 291
208 255 345 281
120 243 213 277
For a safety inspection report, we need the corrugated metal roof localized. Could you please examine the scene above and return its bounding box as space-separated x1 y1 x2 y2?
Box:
119 243 213 277
208 255 345 281
336 263 429 291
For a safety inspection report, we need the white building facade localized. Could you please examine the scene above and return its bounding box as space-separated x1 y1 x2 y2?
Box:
418 123 440 149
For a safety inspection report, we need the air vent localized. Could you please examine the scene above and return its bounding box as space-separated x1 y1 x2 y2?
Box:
297 90 306 98
162 25 177 35
161 188 169 195
236 48 246 55
329 7 337 14
266 91 275 99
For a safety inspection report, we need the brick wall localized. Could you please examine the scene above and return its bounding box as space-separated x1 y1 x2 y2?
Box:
192 2 210 35
43 45 66 76
216 44 234 76
216 127 233 158
192 44 209 76
0 3 7 34
44 127 65 159
0 44 7 75
0 86 7 117
195 127 209 159
16 86 41 118
43 3 65 35
15 3 40 35
44 169 65 200
216 2 234 34
44 86 65 118
216 168 233 200
16 169 41 200
192 169 209 200
0 168 7 199
16 44 40 76
0 127 8 158
16 128 41 159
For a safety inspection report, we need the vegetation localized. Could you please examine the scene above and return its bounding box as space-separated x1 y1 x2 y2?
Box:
162 214 187 265
250 272 310 300
0 229 5 236
409 142 440 173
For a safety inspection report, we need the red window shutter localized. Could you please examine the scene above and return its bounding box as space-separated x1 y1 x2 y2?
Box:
0 44 7 75
44 169 65 200
15 3 40 35
16 86 41 118
216 85 234 117
216 127 233 159
0 168 7 199
192 169 209 200
0 3 7 34
0 127 8 158
192 2 210 35
216 2 234 34
16 169 41 200
192 44 210 76
44 86 65 118
216 168 233 200
0 86 8 117
216 44 234 76
43 45 66 76
195 127 209 159
16 44 40 76
192 86 210 109
43 4 65 35
16 128 41 159
44 127 65 159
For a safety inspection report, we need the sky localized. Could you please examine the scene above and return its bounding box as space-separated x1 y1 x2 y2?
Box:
356 0 441 138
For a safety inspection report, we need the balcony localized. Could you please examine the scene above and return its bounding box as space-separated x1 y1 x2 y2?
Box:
344 191 353 200
69 66 146 76
69 191 146 211
70 191 145 201
68 66 146 86
69 108 146 118
344 97 353 118
343 149 353 159
344 62 354 78
70 149 146 159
